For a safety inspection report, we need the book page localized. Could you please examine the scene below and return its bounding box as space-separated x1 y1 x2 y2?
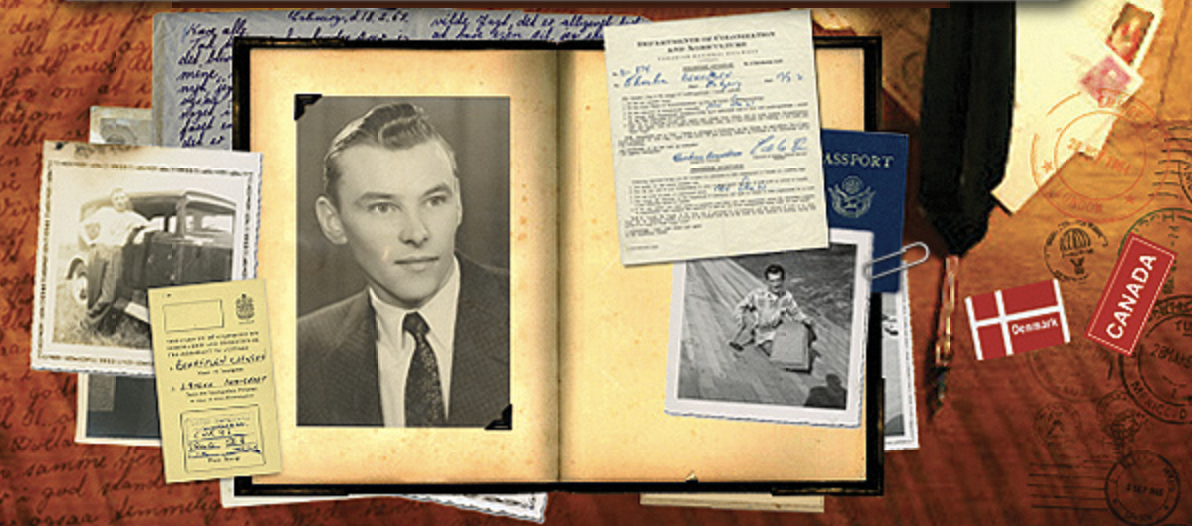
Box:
558 49 867 483
247 47 559 484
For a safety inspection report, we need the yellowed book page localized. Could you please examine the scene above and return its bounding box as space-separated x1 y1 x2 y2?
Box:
816 47 867 131
639 493 825 513
559 50 866 483
249 48 558 484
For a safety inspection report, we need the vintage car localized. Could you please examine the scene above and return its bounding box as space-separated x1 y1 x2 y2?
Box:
66 191 236 324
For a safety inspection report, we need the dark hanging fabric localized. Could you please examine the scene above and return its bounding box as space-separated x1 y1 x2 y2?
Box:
918 4 1016 256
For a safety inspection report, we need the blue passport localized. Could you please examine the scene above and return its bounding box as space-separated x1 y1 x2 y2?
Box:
821 129 909 293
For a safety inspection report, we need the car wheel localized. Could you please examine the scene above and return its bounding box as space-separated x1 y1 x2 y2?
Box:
70 270 89 307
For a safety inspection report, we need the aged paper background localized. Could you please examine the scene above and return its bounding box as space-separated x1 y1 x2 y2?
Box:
558 50 868 483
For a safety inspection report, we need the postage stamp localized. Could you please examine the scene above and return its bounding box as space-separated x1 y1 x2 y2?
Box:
1045 219 1109 283
1080 55 1133 102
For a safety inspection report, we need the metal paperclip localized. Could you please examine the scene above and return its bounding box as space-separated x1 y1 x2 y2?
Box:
863 242 930 281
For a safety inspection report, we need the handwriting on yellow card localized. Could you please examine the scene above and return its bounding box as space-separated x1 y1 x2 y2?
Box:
149 280 281 483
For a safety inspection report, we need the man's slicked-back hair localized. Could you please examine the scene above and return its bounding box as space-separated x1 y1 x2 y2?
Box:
323 102 458 205
765 263 785 280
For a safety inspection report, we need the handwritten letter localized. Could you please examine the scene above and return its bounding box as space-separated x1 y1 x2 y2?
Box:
153 9 644 149
605 11 829 265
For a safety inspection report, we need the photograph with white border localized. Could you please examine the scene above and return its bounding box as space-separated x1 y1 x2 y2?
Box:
31 142 261 376
89 106 153 146
219 479 548 523
665 228 872 427
75 373 161 446
883 271 919 450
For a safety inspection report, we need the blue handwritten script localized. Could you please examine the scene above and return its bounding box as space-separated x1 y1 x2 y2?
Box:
772 70 802 83
612 64 667 88
672 149 742 163
183 412 264 463
713 175 767 194
680 70 742 92
155 9 646 149
751 134 808 157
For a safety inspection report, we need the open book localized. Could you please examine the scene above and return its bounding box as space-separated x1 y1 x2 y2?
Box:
235 39 881 492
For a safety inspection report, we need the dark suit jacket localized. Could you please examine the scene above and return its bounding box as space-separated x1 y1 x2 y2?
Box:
296 255 510 427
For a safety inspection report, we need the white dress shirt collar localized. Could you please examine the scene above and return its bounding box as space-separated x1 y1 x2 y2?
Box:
369 256 460 427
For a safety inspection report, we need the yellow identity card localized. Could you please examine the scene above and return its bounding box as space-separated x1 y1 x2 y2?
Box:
149 279 281 483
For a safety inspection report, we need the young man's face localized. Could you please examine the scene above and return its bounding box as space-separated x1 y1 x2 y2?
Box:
320 141 462 310
766 272 784 294
111 190 131 212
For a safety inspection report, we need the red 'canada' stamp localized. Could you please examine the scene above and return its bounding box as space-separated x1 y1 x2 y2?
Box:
1086 234 1176 356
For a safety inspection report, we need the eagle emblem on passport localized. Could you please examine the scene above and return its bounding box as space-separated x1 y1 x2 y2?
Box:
828 175 875 218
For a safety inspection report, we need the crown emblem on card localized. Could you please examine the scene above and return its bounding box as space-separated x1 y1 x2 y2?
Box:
828 175 875 218
236 293 255 321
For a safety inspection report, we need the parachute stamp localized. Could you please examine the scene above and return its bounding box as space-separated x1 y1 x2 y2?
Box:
1045 219 1109 283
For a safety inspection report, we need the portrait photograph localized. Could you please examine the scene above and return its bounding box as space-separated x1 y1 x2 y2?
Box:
242 42 561 486
294 96 511 428
31 142 261 376
665 228 872 427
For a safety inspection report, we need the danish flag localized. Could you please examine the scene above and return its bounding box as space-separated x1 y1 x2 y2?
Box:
965 279 1071 360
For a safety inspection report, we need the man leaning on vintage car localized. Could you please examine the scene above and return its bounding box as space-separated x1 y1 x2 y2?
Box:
66 189 237 334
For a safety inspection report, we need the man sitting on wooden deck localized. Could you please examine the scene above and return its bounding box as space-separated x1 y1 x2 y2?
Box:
728 264 812 357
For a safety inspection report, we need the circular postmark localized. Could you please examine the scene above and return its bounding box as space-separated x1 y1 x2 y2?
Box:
1031 89 1170 222
1029 342 1120 402
1105 450 1180 526
1034 401 1082 454
1045 219 1109 283
1124 208 1192 296
1120 295 1192 424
